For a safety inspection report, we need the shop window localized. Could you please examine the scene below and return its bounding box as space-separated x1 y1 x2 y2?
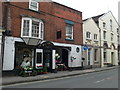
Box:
15 47 32 69
36 49 43 69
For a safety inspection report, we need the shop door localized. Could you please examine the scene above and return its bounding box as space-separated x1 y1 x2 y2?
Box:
43 49 52 72
88 48 91 65
62 49 68 67
111 52 114 65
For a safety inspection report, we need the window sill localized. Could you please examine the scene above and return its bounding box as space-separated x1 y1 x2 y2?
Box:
28 8 40 13
94 40 98 42
86 38 92 41
21 36 43 39
65 39 74 41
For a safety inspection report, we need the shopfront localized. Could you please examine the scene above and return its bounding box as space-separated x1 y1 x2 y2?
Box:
2 36 56 73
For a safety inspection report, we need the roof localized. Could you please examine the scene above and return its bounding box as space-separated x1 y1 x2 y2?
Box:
53 1 82 14
92 13 104 23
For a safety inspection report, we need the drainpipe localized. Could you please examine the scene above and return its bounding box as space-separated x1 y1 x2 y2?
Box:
6 1 11 31
2 0 11 70
99 28 102 68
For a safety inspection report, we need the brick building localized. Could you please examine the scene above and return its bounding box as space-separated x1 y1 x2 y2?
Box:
1 0 83 73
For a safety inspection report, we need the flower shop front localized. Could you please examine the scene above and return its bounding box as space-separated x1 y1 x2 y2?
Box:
2 36 56 76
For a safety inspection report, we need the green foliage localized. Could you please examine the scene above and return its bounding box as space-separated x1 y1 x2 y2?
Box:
43 67 47 72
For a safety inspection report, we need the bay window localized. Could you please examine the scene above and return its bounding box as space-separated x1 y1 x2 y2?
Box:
21 17 44 39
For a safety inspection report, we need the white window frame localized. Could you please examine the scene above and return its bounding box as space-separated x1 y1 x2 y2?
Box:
86 32 91 40
35 49 43 69
21 17 44 39
103 22 106 29
104 49 107 62
94 49 98 61
29 0 39 11
103 31 106 40
94 34 98 41
66 24 74 40
110 19 112 31
111 33 114 41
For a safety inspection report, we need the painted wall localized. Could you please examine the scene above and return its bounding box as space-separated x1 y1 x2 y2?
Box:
3 37 15 70
53 42 82 67
83 18 100 67
99 11 119 66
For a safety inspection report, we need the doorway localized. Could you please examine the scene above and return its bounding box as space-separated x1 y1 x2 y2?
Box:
88 48 91 65
43 49 52 72
62 49 69 67
111 52 114 65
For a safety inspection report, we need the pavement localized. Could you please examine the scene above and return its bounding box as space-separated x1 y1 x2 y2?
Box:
1 66 119 86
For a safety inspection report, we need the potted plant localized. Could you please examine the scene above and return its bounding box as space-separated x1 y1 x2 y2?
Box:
43 67 48 74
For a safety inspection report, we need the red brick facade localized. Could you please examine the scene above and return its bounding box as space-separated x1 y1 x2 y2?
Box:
2 1 83 45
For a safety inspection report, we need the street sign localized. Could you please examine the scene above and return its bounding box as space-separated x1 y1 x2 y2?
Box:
83 45 88 51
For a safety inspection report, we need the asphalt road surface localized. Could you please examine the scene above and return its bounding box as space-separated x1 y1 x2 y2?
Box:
2 68 119 89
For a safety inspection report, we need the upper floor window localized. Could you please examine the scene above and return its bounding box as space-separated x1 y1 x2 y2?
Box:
111 33 113 41
86 32 91 39
103 22 106 29
118 35 119 43
103 31 106 40
94 34 98 41
117 28 119 34
66 24 73 40
110 19 112 31
29 0 39 11
57 31 62 39
21 17 44 39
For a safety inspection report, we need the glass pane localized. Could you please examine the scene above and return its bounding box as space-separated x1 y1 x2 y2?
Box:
32 21 39 37
23 20 29 36
66 24 73 39
36 52 42 63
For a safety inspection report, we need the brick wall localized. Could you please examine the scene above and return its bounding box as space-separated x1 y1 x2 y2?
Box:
3 2 83 45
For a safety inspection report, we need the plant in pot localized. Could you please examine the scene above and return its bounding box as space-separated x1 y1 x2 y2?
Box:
43 67 48 74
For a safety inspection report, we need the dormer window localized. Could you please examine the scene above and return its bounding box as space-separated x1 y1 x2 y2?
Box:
29 0 39 11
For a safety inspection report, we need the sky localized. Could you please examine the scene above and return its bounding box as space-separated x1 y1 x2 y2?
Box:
52 0 120 21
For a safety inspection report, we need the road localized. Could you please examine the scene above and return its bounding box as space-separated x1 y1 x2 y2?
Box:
2 68 119 88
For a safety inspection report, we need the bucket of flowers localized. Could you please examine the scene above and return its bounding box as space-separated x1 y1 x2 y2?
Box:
19 66 37 77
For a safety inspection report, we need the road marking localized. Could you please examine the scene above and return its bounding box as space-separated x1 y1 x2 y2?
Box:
94 79 105 83
2 74 89 88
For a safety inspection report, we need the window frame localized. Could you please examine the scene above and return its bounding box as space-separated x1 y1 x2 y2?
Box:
94 49 98 61
103 31 106 40
65 23 74 40
103 22 106 29
86 32 91 40
21 17 44 39
111 33 114 41
110 19 112 31
94 34 98 41
29 0 39 11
